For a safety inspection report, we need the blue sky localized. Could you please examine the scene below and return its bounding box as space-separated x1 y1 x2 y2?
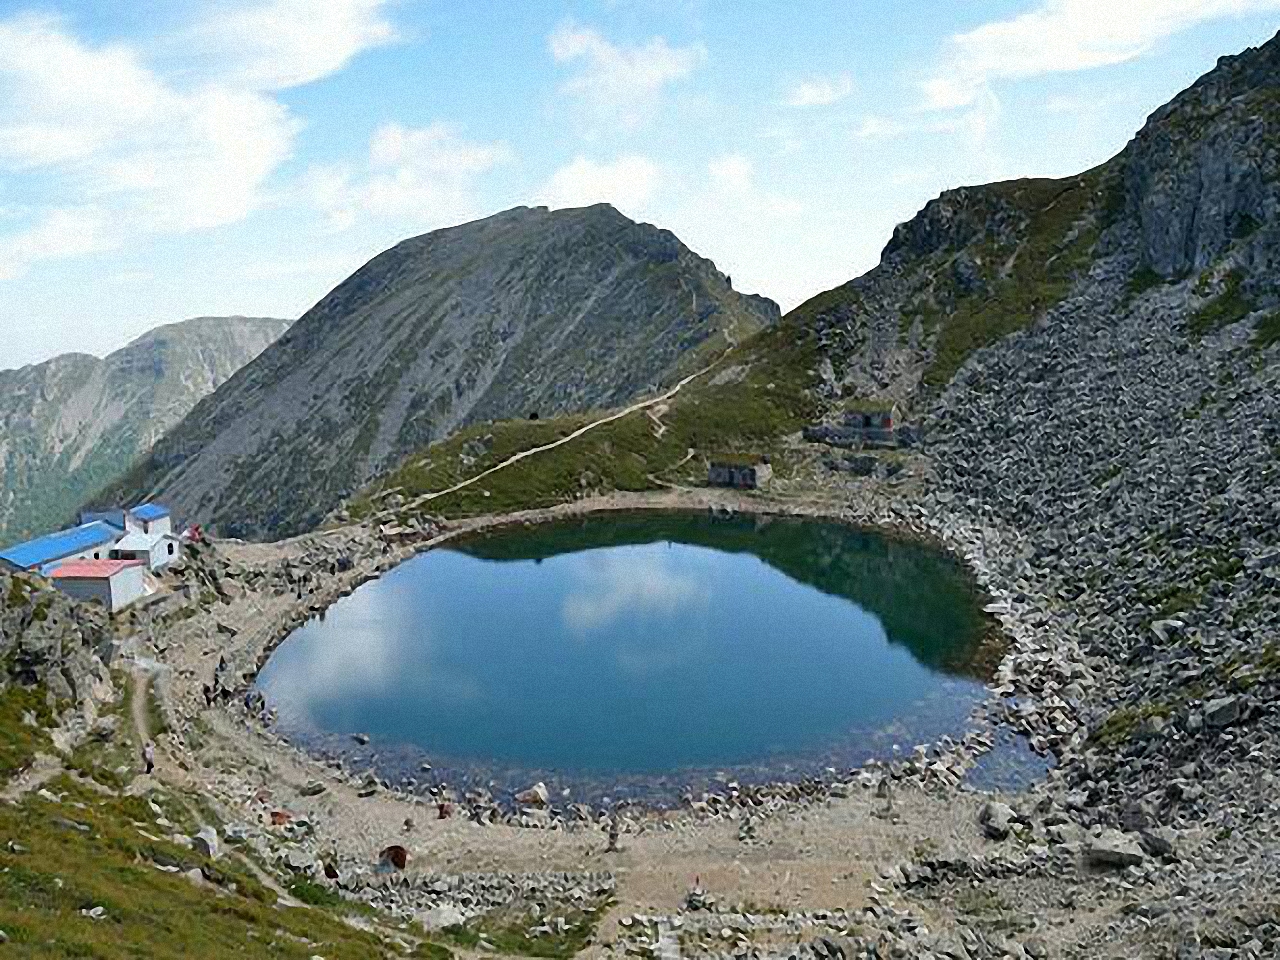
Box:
2 0 1279 369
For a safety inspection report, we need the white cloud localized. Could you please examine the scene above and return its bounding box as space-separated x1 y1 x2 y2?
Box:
549 21 705 129
308 122 510 231
536 155 661 217
0 3 396 280
706 155 802 217
783 73 854 108
925 0 1280 109
188 0 397 90
854 114 908 140
0 207 112 281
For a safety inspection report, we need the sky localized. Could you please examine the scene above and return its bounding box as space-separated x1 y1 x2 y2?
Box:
1 1 1279 370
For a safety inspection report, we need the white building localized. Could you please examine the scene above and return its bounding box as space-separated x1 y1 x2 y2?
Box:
81 503 180 571
49 558 147 612
0 521 124 574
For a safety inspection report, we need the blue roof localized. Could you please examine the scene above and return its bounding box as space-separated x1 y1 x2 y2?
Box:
0 521 121 571
131 503 170 522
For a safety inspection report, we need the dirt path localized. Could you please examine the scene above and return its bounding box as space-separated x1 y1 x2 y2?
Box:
378 359 721 518
131 668 152 746
0 753 62 803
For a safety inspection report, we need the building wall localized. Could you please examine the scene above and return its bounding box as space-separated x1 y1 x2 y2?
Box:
142 516 172 538
708 463 768 489
55 566 146 611
149 536 179 570
53 577 113 608
109 566 147 610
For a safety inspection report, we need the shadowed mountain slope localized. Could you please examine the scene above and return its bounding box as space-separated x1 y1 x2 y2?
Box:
104 204 779 538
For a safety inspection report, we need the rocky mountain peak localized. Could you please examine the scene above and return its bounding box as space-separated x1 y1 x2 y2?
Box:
1122 29 1280 278
104 206 778 539
0 316 291 546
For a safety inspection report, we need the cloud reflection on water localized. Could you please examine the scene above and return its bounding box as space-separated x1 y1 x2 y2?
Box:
560 546 709 635
262 580 482 727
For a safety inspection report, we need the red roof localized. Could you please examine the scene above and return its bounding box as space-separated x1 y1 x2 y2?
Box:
50 558 145 579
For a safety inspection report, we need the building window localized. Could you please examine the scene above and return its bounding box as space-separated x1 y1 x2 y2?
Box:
167 543 175 556
93 552 100 559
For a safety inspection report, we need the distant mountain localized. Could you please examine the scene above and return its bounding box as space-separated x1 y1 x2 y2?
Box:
0 316 292 546
105 204 779 538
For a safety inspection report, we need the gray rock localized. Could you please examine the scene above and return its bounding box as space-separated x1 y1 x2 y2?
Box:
1086 829 1146 868
1139 826 1178 858
284 848 316 874
1204 695 1242 728
193 826 220 860
421 904 467 930
515 782 549 807
978 801 1017 840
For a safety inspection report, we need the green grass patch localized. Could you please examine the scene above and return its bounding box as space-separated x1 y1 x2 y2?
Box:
5 574 31 609
410 942 455 960
353 328 818 521
1188 269 1255 337
440 909 602 960
286 877 344 908
1252 310 1280 350
922 171 1104 388
1127 265 1164 298
1146 584 1202 617
1092 702 1172 747
0 681 54 779
0 776 396 959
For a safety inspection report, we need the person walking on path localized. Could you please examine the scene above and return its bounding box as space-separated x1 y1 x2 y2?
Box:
143 740 155 776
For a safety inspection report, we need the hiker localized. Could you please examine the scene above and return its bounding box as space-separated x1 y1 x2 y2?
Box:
876 775 894 814
143 740 155 775
605 815 620 853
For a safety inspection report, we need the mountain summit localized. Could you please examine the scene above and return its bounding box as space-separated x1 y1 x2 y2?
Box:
107 204 778 537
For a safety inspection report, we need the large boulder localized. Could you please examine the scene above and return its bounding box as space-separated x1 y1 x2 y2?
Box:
1204 695 1243 728
192 826 220 860
1086 829 1146 868
978 801 1017 841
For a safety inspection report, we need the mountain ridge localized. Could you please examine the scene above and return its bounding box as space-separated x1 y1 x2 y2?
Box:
103 203 779 538
0 315 291 546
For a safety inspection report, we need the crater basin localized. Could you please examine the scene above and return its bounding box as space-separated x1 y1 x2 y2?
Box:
255 512 993 800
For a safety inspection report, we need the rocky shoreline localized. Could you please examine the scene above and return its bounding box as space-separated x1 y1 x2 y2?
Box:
16 394 1277 960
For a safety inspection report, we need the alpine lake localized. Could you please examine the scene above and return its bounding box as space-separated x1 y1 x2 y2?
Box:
255 512 1017 805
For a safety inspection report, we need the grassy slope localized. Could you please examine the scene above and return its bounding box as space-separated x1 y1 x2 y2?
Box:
0 651 600 959
0 658 415 959
920 171 1105 388
350 324 820 521
0 776 398 960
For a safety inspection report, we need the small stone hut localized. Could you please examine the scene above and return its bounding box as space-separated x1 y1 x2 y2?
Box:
803 401 905 448
708 456 773 490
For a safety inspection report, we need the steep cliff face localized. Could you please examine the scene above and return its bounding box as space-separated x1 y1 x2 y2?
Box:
1124 36 1280 278
107 204 779 538
0 316 291 546
786 30 1280 411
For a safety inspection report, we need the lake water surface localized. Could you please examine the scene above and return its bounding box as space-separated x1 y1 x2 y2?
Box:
256 512 992 798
